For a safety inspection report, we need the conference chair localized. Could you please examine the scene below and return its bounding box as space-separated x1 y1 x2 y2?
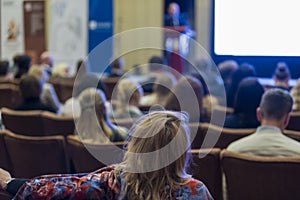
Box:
1 107 44 136
188 148 222 200
67 135 126 173
0 130 12 172
0 84 21 109
286 111 300 131
190 123 255 149
4 130 70 178
41 111 75 136
221 149 300 200
284 129 300 143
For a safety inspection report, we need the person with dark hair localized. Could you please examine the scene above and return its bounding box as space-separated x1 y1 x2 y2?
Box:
224 77 264 128
218 60 239 94
226 63 256 108
0 60 14 80
108 57 125 78
15 75 56 113
272 61 291 90
0 111 213 199
14 54 32 79
227 88 300 156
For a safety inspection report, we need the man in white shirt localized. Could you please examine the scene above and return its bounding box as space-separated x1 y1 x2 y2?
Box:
227 88 300 157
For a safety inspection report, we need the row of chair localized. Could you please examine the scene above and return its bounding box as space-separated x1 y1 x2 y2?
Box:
1 129 300 200
1 107 75 136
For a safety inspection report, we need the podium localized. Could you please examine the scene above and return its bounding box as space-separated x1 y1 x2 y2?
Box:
164 26 190 75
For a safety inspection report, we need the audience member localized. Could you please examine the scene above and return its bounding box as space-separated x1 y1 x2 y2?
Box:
62 74 107 117
51 63 71 78
15 74 56 113
40 51 54 75
0 111 213 199
112 78 144 119
218 60 239 93
224 77 264 128
74 59 90 82
75 88 127 143
0 60 14 81
28 65 62 113
227 88 300 156
108 57 125 78
164 2 188 27
291 78 300 111
140 72 176 106
226 63 256 107
165 76 205 122
273 61 291 90
14 54 32 79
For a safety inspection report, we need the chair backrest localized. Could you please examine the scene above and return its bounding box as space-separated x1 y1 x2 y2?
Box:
284 129 300 142
41 111 75 136
190 123 255 149
211 105 233 126
0 84 21 109
286 111 300 131
0 190 13 200
102 77 120 100
189 122 206 149
1 107 44 136
67 135 126 173
221 149 300 200
188 148 222 200
49 78 74 103
0 130 12 172
4 130 69 178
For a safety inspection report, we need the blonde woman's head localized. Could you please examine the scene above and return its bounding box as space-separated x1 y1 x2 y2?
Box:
120 111 191 199
28 65 49 83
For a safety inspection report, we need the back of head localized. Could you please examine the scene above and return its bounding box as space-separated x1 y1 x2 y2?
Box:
40 51 54 67
76 88 110 143
218 60 239 83
260 88 293 121
274 62 290 81
28 65 49 83
52 63 70 78
153 73 177 96
234 77 264 116
19 74 42 100
111 57 125 70
115 78 143 110
15 54 32 78
74 74 107 97
165 76 203 121
122 110 191 199
148 56 164 72
0 60 9 76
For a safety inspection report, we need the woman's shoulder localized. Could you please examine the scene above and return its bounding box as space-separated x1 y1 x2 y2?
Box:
179 178 213 200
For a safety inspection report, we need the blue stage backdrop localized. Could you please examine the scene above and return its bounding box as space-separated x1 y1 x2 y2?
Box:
88 0 113 73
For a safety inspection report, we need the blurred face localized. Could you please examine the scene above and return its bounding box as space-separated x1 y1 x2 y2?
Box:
168 3 179 16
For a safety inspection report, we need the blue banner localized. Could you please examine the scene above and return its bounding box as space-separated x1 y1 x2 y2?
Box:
88 0 113 73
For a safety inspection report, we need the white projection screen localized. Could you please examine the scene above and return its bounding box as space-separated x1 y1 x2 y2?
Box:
214 0 300 56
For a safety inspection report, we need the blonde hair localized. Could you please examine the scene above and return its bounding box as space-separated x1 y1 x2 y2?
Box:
76 88 114 143
116 111 191 200
28 65 49 83
114 78 143 117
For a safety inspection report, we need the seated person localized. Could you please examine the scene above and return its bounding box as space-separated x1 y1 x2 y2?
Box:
0 111 213 199
14 54 32 79
108 57 125 78
15 75 56 113
272 61 291 90
227 88 300 157
0 60 14 81
224 77 264 128
75 88 127 143
112 78 144 119
164 76 205 122
28 65 62 113
140 72 176 106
